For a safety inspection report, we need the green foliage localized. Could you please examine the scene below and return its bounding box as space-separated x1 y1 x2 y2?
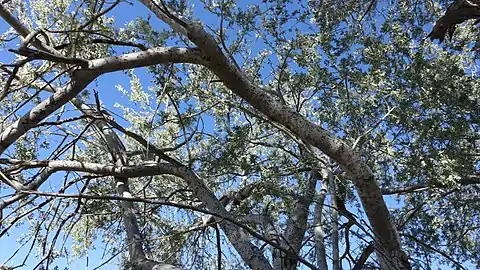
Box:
0 0 478 269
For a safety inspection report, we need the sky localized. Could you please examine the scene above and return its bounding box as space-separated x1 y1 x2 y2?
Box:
0 1 151 269
0 0 477 269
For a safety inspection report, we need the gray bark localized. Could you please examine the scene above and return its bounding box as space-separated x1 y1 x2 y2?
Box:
0 48 203 156
0 1 413 268
0 7 184 269
276 171 318 270
5 158 274 269
87 112 157 269
134 3 410 267
314 182 328 270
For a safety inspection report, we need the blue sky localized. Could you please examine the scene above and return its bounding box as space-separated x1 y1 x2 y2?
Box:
0 1 150 269
0 1 477 269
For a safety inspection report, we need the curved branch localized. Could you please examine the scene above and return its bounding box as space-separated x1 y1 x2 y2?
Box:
137 3 411 268
401 234 466 270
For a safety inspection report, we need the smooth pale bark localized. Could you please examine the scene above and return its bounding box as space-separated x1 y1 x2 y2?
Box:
73 100 183 269
0 47 203 156
105 117 275 269
88 47 207 73
182 28 406 266
277 171 318 270
0 4 272 269
0 160 236 177
0 2 411 268
0 45 272 268
0 7 186 268
0 69 97 155
86 109 157 269
314 182 328 270
70 105 273 268
0 4 204 156
136 3 410 268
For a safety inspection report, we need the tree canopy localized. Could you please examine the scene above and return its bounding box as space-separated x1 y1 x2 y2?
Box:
0 0 478 269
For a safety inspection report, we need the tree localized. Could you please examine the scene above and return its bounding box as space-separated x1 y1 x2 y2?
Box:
0 0 478 269
429 0 480 41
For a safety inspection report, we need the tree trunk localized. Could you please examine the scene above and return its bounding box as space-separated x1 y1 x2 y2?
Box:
314 181 328 270
326 169 340 270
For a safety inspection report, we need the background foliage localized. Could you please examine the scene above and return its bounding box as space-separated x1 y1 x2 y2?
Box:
0 0 478 269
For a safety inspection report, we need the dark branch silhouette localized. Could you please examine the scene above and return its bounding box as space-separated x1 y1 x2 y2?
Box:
429 0 480 42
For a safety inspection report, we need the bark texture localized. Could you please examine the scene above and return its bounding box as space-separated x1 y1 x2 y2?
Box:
137 2 411 268
314 182 328 270
276 172 317 269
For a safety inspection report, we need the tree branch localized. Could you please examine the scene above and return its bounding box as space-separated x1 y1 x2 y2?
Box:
382 174 480 195
139 3 410 268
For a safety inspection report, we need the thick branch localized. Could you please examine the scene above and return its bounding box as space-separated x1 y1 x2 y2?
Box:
279 171 318 269
105 116 275 268
88 47 206 73
314 181 328 270
0 69 97 155
328 169 341 270
428 0 480 42
16 189 317 270
138 4 410 268
352 244 374 270
0 8 200 268
3 158 320 269
0 46 205 156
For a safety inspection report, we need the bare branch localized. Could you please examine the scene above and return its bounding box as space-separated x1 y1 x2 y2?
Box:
87 46 207 73
18 189 319 270
9 47 89 67
0 69 96 155
382 174 480 195
352 244 374 270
